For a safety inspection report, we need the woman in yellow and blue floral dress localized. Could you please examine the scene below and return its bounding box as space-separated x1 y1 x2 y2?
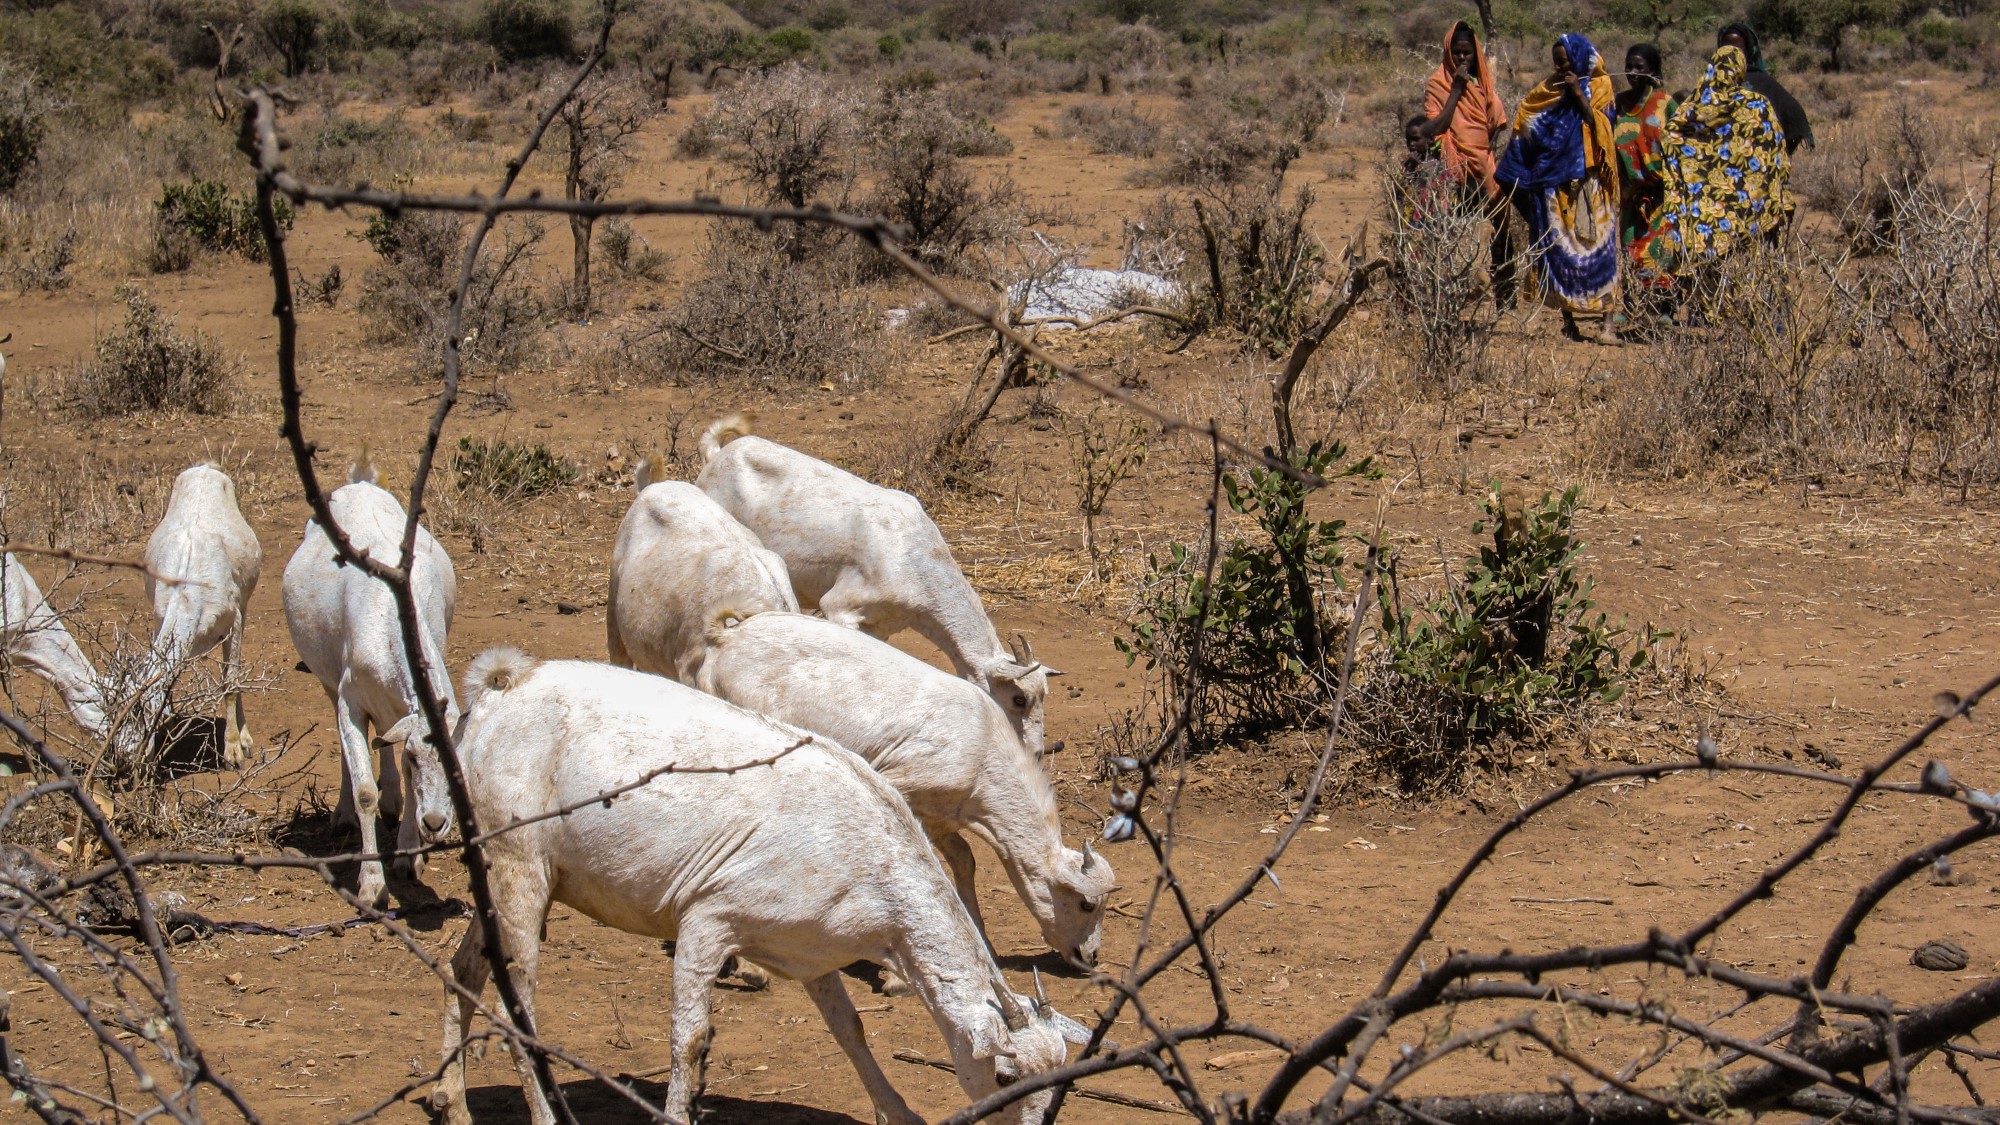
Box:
1661 44 1792 274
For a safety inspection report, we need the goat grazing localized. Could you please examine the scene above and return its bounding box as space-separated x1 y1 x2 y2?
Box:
281 455 458 906
605 458 797 684
432 649 1086 1125
699 610 1115 968
0 554 110 742
697 414 1062 754
137 463 262 766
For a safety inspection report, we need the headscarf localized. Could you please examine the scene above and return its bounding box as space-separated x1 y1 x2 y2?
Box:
1494 33 1617 194
1662 45 1792 267
1716 22 1767 70
1424 22 1508 200
1715 20 1812 150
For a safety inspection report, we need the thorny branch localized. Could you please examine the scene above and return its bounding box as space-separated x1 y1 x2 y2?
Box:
3 24 2000 1125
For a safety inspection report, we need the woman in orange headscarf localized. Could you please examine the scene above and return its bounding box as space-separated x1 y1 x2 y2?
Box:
1413 21 1517 306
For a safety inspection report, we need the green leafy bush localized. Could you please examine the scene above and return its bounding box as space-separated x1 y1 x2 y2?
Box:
480 0 574 61
452 437 579 501
1361 486 1664 782
146 180 294 272
1117 441 1372 740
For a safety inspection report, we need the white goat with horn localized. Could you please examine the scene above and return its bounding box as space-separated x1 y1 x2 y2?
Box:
697 413 1063 755
281 453 458 906
698 610 1115 970
432 649 1087 1125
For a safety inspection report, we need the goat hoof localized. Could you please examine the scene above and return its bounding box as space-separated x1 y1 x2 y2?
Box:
356 870 388 909
881 970 916 998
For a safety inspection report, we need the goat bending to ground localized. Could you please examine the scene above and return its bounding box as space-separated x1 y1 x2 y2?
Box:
432 649 1086 1125
0 554 110 742
700 610 1115 970
281 455 458 906
697 413 1062 755
138 464 261 767
605 458 797 684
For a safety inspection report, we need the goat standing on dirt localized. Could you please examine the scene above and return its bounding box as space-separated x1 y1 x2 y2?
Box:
281 455 458 906
697 414 1062 754
699 609 1115 969
0 554 110 742
432 648 1085 1125
137 463 261 767
605 457 797 684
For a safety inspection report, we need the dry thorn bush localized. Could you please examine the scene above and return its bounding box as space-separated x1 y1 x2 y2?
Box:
64 286 235 418
356 209 547 380
624 221 889 388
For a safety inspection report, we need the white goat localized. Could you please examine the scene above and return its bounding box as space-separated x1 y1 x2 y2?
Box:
699 610 1115 969
137 464 261 766
697 414 1063 755
0 554 110 741
281 456 458 906
604 458 797 684
432 650 1085 1125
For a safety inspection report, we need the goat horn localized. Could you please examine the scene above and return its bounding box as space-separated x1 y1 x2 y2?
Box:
992 980 1028 1032
1080 838 1097 871
1032 967 1050 1012
1023 635 1036 661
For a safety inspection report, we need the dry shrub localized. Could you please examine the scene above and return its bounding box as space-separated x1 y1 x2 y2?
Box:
291 109 422 183
356 210 546 378
1055 100 1163 157
1585 244 1891 483
626 222 885 387
0 60 60 196
66 286 233 417
1380 156 1494 390
693 63 861 207
1792 92 1943 248
862 88 1022 272
596 218 670 282
7 223 75 292
1155 172 1329 355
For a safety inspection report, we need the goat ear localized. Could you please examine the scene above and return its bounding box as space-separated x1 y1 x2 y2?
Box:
1051 1010 1093 1045
380 714 421 746
1043 666 1067 678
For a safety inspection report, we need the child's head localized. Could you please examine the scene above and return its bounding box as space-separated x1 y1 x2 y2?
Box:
1404 115 1431 158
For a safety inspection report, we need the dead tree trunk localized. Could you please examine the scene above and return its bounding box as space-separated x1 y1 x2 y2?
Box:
1271 225 1387 458
202 23 245 124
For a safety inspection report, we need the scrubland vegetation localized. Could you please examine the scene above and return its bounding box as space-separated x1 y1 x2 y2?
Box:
1 0 1999 1120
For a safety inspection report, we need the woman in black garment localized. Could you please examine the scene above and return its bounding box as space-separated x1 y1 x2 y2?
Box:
1716 21 1813 153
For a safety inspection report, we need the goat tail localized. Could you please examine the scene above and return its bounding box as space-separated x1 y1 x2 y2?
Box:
464 646 540 710
349 444 378 485
632 455 660 494
703 607 754 646
698 413 755 465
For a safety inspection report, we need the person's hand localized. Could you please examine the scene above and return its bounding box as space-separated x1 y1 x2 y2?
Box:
1454 61 1475 86
1562 69 1585 100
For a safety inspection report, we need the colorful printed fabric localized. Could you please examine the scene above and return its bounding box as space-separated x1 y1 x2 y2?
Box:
1424 22 1509 201
1661 45 1792 270
1395 155 1457 226
1615 86 1680 286
1496 34 1620 312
